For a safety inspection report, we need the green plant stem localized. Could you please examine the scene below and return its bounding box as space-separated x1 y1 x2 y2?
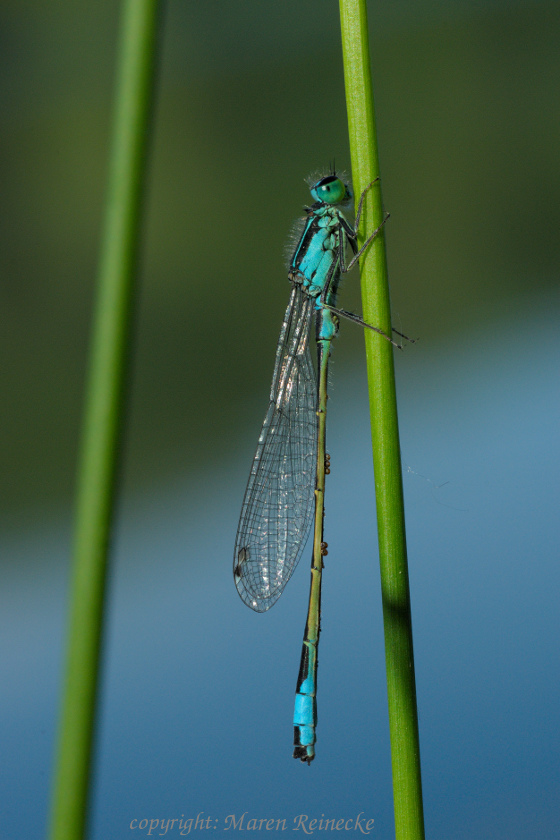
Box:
49 2 160 839
339 2 425 839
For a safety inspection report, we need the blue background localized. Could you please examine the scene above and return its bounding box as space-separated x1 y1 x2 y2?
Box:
1 2 558 838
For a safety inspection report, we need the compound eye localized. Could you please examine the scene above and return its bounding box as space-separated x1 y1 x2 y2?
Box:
311 176 347 205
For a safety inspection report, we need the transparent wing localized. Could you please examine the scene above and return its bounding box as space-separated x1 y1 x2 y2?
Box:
234 283 317 612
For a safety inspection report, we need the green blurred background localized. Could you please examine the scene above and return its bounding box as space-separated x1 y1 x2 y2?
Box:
1 2 559 839
3 0 557 522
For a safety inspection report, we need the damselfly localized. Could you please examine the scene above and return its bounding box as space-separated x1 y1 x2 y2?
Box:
234 171 405 762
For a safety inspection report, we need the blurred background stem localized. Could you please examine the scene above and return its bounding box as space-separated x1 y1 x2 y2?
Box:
48 2 161 838
339 2 425 838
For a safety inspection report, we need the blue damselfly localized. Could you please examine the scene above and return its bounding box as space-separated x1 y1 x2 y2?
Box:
234 171 405 762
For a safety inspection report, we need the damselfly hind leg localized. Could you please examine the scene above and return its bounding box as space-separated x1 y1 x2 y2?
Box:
392 328 417 344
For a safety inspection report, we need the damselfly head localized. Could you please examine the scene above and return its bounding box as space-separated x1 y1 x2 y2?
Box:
309 175 352 206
